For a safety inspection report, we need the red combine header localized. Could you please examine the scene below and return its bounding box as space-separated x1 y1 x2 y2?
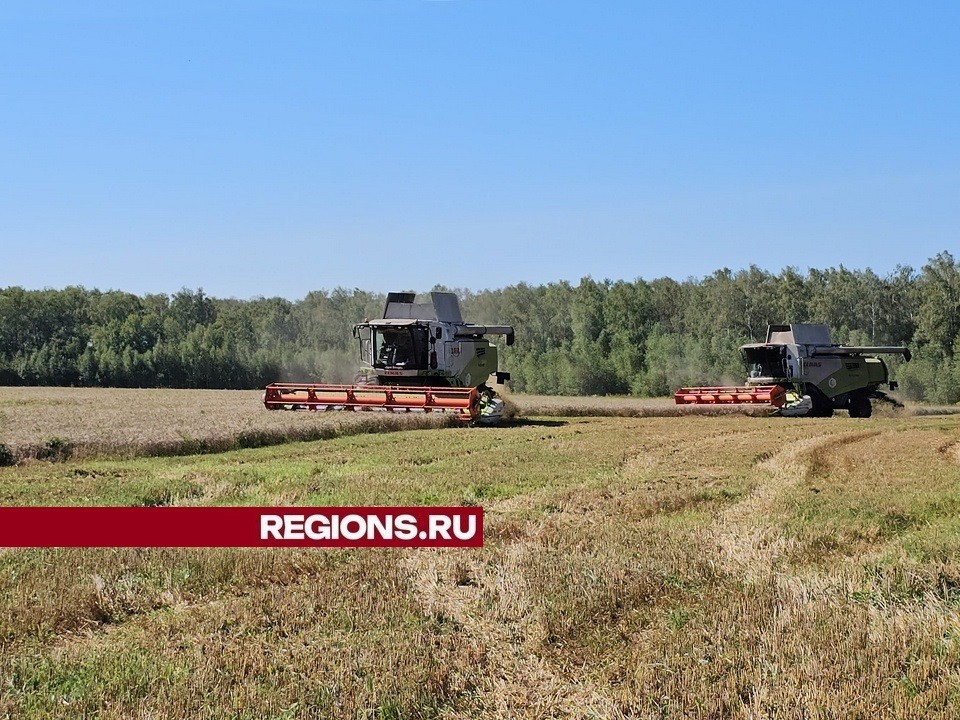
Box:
263 383 480 422
674 385 786 407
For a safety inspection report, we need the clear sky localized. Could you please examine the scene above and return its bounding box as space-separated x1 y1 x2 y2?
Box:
2 1 957 299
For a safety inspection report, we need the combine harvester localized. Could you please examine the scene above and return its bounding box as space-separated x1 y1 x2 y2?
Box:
675 324 911 417
263 292 514 425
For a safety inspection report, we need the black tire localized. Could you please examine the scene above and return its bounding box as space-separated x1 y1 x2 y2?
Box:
805 384 834 418
848 392 873 418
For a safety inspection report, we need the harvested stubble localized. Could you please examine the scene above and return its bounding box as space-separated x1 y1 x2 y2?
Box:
1 411 960 717
0 387 772 465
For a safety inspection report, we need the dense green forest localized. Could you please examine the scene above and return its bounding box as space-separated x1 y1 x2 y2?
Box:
2 252 959 403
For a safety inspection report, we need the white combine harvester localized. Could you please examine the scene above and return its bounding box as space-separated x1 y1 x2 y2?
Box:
675 323 910 417
264 292 515 425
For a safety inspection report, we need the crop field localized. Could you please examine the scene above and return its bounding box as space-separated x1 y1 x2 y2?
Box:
0 387 460 464
5 386 945 464
1 388 960 718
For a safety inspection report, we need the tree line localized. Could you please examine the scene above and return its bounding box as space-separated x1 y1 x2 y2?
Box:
2 252 959 403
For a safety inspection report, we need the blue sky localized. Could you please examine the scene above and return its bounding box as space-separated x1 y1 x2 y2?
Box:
1 1 957 299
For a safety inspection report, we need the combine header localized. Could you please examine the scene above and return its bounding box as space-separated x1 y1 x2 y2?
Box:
264 292 514 425
674 385 786 407
262 384 480 421
675 324 910 417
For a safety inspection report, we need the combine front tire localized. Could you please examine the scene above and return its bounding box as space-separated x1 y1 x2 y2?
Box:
848 392 873 418
475 385 505 426
805 384 835 418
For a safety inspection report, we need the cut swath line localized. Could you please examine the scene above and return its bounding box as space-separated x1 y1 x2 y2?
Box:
710 430 883 581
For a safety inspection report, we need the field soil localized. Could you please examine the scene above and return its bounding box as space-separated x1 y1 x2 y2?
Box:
0 388 959 717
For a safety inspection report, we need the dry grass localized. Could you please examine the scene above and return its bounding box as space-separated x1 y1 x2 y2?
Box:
1 387 716 464
0 387 456 463
1 390 960 717
2 386 954 464
509 393 776 418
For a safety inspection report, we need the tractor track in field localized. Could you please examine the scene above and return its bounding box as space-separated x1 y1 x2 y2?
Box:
709 428 883 582
401 421 818 719
405 537 625 719
702 428 891 715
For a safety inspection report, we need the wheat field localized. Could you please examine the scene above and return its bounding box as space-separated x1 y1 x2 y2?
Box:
3 385 938 463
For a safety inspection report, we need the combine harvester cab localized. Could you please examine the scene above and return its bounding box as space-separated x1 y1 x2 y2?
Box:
675 323 910 417
264 292 514 425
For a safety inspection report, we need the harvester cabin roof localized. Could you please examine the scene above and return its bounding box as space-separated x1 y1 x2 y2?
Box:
765 324 833 346
382 292 464 323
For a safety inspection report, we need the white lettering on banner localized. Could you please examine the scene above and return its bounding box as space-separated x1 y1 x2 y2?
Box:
259 512 474 542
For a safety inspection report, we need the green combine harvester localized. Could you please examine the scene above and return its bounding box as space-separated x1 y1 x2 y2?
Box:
675 323 911 417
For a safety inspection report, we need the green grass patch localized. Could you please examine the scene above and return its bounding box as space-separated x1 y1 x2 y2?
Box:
0 419 628 507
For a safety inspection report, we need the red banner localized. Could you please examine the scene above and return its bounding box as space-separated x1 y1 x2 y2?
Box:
0 507 483 548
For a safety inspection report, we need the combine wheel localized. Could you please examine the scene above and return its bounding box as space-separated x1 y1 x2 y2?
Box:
847 391 873 418
475 385 505 426
805 384 834 418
